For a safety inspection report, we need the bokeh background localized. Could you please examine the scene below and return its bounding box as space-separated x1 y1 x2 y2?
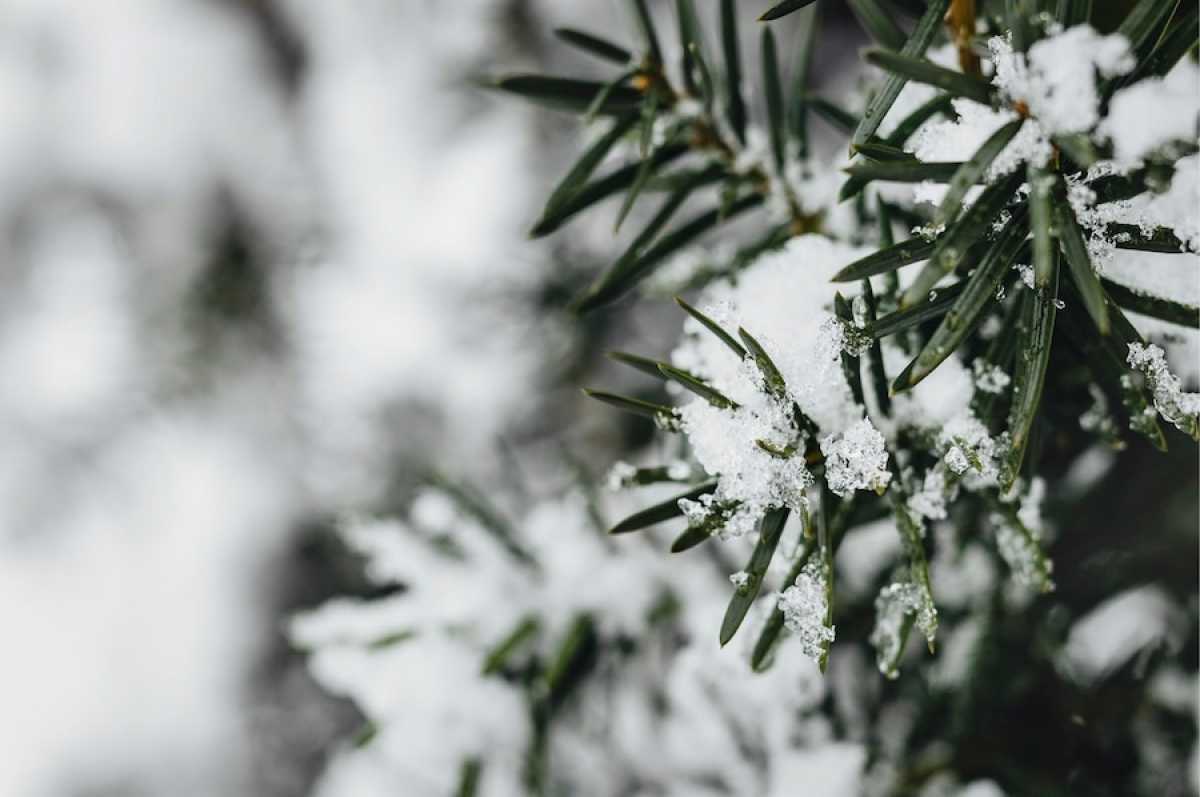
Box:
1 2 1194 796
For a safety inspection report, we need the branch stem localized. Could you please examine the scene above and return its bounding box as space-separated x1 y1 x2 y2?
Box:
945 0 981 78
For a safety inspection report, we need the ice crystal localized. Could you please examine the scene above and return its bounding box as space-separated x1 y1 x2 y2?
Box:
944 445 970 476
938 412 1002 487
851 295 869 329
1127 343 1200 439
911 221 946 241
821 418 892 498
778 559 835 662
1014 263 1035 289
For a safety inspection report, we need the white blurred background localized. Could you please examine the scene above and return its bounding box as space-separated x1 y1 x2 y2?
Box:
0 1 595 793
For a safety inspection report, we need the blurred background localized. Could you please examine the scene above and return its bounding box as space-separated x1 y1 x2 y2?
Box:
0 2 1193 796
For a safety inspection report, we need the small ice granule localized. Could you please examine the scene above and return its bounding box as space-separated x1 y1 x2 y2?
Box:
851 295 869 329
1015 263 1035 289
605 460 638 491
409 488 458 531
778 559 835 662
822 315 871 357
911 222 946 241
972 359 1011 394
979 315 1004 340
729 570 751 589
678 494 716 527
821 418 892 498
944 445 970 475
666 460 692 480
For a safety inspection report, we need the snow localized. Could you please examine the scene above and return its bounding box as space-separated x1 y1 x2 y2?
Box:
821 418 892 498
989 26 1133 135
871 582 927 679
1063 586 1180 684
670 235 879 536
1102 61 1200 167
1127 342 1200 436
673 235 871 435
779 559 836 662
906 99 1051 205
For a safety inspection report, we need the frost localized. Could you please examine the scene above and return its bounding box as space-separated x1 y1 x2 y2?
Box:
679 492 764 540
1127 343 1200 439
972 359 1011 394
938 411 1002 487
779 559 836 662
870 582 935 679
821 419 892 498
989 26 1133 135
729 570 751 589
991 511 1054 593
824 315 872 358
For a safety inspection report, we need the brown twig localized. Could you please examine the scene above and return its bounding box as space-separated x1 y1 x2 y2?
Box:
945 0 982 78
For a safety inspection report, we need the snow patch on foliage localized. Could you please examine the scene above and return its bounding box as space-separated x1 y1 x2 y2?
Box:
821 419 892 498
1102 61 1200 167
989 26 1133 135
779 559 836 662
